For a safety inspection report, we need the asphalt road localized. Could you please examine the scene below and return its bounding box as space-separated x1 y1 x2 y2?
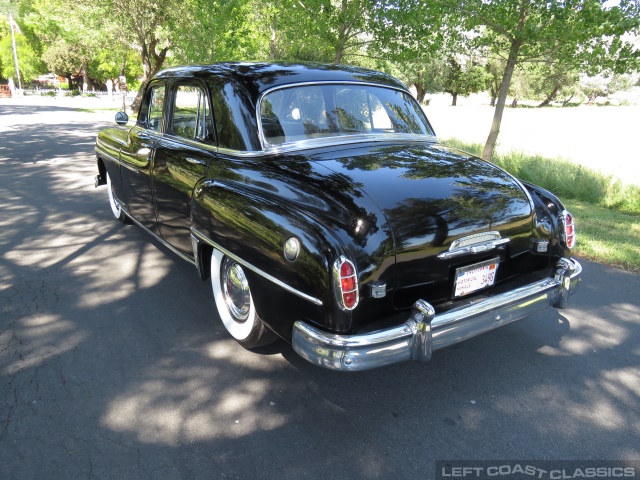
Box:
1 99 639 480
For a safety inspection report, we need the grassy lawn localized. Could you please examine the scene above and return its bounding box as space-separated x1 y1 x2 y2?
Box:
564 199 640 274
441 136 640 273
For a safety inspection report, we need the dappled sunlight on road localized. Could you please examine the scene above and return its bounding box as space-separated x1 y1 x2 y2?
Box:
2 101 640 477
1 312 88 376
102 365 288 446
555 316 629 355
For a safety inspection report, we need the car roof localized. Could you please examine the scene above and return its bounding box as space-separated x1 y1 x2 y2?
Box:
153 62 408 93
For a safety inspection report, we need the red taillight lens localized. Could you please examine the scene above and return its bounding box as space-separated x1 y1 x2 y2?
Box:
341 276 356 292
340 262 354 278
334 257 359 310
343 291 357 309
562 210 576 249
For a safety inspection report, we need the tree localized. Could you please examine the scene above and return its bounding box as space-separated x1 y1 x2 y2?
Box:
580 73 637 104
526 61 580 107
26 0 126 90
485 58 505 107
398 57 446 104
441 56 491 106
107 0 191 111
173 0 269 64
470 0 639 159
381 0 640 161
0 11 46 84
285 0 372 64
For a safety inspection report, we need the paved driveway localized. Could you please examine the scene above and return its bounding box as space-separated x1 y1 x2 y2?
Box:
1 99 639 479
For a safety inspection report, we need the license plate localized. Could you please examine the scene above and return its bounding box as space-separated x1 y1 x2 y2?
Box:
454 258 499 297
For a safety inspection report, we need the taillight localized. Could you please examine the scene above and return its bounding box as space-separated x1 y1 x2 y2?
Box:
561 210 576 249
333 256 359 311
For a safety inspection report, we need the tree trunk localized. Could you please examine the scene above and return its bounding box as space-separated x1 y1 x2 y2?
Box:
482 39 522 161
510 96 518 108
269 0 278 60
80 61 88 93
131 43 169 114
538 86 559 107
66 74 73 91
333 0 349 64
415 85 427 104
270 23 277 60
451 93 458 106
490 90 497 107
562 94 574 107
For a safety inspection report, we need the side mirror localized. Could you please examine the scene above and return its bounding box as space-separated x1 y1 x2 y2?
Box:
115 111 129 126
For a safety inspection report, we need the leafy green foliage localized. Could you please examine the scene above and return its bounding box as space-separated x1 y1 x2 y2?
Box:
442 57 492 106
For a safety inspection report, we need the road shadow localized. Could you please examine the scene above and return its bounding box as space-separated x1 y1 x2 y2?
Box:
1 106 639 479
0 103 82 115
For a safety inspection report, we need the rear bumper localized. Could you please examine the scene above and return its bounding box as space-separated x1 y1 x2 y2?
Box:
292 258 582 371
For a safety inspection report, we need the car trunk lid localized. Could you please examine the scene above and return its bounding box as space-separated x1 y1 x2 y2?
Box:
312 142 537 309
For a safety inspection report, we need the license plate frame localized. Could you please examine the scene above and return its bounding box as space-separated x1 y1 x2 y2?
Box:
453 257 499 298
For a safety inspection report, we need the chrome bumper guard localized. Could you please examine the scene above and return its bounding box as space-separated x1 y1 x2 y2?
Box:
292 259 582 371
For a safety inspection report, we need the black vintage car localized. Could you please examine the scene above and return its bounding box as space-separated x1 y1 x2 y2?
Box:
95 62 581 371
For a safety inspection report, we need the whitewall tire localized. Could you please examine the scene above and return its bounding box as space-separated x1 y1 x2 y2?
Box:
106 172 128 223
210 249 277 348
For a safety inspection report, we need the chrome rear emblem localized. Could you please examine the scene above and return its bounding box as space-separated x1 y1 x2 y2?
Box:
438 231 510 260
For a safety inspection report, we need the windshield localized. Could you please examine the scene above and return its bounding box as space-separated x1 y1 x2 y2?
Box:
260 84 434 147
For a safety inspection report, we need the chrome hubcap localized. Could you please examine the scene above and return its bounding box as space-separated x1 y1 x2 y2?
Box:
221 258 251 322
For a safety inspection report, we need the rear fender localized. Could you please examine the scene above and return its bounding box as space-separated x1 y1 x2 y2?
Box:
521 181 571 258
190 178 355 334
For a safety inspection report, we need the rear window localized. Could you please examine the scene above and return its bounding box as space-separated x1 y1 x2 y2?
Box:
260 84 433 147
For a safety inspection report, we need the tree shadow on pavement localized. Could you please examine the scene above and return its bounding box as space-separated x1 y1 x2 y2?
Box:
1 107 639 480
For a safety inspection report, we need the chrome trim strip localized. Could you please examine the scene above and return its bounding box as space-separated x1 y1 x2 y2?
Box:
159 134 218 154
292 259 582 371
119 161 140 174
190 227 323 307
124 209 196 266
438 237 510 260
450 231 501 250
216 135 437 158
95 147 121 165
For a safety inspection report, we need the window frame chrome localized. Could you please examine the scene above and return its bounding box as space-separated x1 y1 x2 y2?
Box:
256 81 437 151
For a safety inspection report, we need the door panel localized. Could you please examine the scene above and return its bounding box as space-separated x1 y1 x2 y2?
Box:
119 127 160 234
119 83 166 234
152 83 214 256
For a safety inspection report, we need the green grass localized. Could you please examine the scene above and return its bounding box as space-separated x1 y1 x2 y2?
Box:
442 138 640 273
564 200 640 274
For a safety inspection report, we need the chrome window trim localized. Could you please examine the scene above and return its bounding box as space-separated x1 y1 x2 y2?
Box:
159 134 218 154
216 135 438 158
255 81 437 151
190 228 323 307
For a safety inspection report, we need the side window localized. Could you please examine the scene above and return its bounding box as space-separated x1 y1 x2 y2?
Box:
138 84 165 132
171 85 213 143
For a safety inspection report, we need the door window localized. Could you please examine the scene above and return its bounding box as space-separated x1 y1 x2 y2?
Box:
139 84 166 132
171 85 213 143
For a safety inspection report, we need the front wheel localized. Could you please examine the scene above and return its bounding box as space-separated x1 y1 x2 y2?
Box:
106 172 129 223
210 249 277 348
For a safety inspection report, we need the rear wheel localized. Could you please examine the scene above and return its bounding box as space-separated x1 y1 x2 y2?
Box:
210 249 277 348
106 172 129 223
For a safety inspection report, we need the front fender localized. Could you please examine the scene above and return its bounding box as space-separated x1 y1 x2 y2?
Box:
95 127 130 199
